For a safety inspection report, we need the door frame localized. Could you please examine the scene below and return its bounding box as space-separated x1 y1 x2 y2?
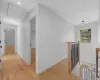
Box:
29 16 36 64
1 22 17 55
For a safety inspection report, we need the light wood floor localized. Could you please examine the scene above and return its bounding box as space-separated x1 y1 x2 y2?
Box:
30 48 36 79
38 59 81 80
1 47 81 80
0 47 36 80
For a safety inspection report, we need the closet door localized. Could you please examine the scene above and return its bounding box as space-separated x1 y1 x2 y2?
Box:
0 21 2 69
0 21 1 59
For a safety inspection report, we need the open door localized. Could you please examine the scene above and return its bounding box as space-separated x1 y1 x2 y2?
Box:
30 17 36 65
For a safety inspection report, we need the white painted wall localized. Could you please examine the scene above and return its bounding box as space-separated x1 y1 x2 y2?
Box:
98 27 100 47
0 0 8 16
36 4 75 74
98 1 100 48
17 21 31 65
75 22 98 64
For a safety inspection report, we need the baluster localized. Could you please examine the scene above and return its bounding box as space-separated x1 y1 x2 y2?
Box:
89 69 91 80
88 69 90 80
82 68 85 80
82 67 97 80
91 70 92 80
85 68 87 80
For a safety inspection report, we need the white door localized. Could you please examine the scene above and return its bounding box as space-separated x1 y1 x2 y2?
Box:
0 21 1 70
0 21 5 58
1 23 5 56
0 22 2 59
29 21 32 63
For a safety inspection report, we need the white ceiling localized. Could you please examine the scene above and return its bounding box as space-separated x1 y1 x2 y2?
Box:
8 0 37 10
7 3 27 20
0 0 99 25
39 0 99 25
0 0 36 20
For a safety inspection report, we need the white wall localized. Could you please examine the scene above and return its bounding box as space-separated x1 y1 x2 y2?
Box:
17 21 31 65
98 27 100 47
75 22 98 64
98 1 100 48
98 26 100 47
0 0 8 16
36 4 75 74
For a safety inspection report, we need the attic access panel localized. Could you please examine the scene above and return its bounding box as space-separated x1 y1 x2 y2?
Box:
7 3 27 19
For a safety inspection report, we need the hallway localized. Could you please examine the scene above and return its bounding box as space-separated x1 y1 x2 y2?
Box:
0 48 36 80
38 59 81 80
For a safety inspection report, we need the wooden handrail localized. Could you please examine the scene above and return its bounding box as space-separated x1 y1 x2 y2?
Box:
80 61 96 65
96 48 100 79
66 42 79 44
96 48 100 51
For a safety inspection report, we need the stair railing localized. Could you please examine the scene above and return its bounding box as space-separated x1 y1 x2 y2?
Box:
81 64 96 80
96 48 100 80
67 42 80 74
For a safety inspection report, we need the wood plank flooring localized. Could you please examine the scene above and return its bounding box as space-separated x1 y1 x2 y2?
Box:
0 47 36 80
30 48 36 79
0 47 81 80
38 59 81 80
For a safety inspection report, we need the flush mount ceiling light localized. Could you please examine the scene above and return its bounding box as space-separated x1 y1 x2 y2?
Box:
9 0 21 5
17 1 20 5
6 29 12 31
82 20 84 24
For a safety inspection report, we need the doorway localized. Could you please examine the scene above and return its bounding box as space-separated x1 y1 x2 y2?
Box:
4 29 15 54
0 22 36 80
30 17 36 72
1 23 17 56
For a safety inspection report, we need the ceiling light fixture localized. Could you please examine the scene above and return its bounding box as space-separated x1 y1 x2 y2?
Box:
17 2 20 5
7 29 12 31
82 20 84 24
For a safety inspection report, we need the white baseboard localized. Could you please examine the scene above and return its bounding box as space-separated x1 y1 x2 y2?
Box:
37 56 67 74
